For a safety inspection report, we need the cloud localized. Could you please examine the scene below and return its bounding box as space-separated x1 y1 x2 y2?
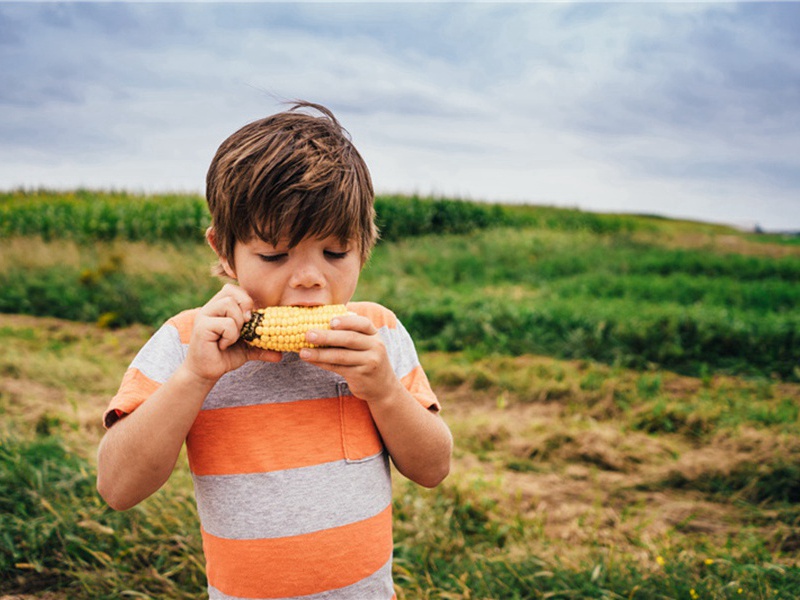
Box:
0 2 798 230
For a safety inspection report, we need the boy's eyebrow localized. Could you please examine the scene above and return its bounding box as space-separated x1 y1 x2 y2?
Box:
248 237 286 250
248 234 355 249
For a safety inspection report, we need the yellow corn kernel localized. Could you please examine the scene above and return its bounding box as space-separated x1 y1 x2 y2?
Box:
240 304 349 352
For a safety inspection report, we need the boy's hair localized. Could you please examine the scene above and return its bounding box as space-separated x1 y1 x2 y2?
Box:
206 101 378 271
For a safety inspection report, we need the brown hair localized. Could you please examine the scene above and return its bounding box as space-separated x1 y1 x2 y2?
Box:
206 101 378 272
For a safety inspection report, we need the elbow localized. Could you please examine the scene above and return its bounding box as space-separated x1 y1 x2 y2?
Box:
416 440 453 489
396 453 451 489
96 478 130 512
417 461 450 489
96 470 139 512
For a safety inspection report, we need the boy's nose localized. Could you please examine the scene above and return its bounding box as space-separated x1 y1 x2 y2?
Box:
290 263 325 288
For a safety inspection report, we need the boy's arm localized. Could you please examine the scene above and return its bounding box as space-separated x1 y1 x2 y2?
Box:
97 284 280 510
300 315 453 488
355 381 452 489
96 366 217 510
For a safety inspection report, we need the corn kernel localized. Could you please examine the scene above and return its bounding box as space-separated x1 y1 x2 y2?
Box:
240 304 350 352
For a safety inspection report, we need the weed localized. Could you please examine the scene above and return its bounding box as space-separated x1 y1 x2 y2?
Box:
0 434 205 597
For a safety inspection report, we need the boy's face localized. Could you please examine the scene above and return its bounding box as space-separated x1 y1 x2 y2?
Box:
213 232 362 309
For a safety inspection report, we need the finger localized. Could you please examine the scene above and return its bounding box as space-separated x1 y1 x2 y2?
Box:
194 315 241 351
222 283 256 318
306 328 374 351
201 295 250 331
210 317 244 351
206 284 255 320
330 314 377 335
300 346 366 367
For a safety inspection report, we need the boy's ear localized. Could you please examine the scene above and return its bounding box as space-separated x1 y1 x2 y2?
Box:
206 227 237 280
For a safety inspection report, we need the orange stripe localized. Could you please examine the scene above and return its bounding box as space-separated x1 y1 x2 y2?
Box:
187 397 382 476
104 368 161 428
167 309 197 344
341 396 384 461
203 505 393 598
401 365 440 412
348 301 398 329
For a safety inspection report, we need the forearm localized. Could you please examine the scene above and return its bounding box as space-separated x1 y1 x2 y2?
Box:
96 365 216 510
368 383 453 488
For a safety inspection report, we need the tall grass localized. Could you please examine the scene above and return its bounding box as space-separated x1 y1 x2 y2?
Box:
0 263 219 329
0 189 210 243
361 228 800 380
0 435 205 598
2 191 798 380
3 433 798 599
1 189 652 243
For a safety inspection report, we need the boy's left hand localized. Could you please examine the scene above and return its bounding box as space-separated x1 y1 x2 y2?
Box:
299 314 399 404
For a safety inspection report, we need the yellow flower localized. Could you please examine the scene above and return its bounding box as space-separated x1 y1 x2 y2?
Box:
738 589 743 595
690 589 699 600
656 556 665 566
704 558 715 565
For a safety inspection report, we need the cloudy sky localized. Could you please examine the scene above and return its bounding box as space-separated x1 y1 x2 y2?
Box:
1 2 799 231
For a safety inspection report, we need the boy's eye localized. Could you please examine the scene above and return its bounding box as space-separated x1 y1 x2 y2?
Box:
324 250 349 260
259 253 287 263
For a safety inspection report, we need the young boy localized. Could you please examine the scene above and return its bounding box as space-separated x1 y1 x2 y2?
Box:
96 102 453 599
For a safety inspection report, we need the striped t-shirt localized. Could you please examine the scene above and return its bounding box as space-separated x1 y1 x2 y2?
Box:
103 301 440 600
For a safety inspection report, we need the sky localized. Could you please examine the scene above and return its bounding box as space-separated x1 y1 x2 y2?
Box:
1 2 799 232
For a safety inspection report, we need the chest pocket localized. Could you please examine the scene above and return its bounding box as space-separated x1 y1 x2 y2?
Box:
337 381 384 462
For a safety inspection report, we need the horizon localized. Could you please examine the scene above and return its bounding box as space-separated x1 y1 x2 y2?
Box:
1 3 799 232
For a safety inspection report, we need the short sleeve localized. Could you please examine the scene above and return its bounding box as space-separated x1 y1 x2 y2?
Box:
103 311 194 428
349 301 440 412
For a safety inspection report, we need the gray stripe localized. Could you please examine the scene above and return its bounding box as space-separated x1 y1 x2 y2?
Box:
379 320 420 381
202 353 348 410
207 556 394 600
203 321 421 411
129 323 185 384
194 453 391 540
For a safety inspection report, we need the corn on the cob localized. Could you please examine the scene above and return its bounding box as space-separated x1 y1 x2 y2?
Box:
240 304 350 352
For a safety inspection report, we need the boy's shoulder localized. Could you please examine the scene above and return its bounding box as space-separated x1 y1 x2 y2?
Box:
162 308 202 345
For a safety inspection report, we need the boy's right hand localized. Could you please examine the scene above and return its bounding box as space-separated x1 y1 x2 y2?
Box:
184 283 282 383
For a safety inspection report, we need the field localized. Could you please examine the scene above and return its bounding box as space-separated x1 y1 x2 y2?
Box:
1 190 799 599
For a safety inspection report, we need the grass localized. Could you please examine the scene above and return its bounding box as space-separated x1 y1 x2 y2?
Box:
1 191 799 598
0 189 652 244
359 228 799 379
1 314 799 598
2 226 799 379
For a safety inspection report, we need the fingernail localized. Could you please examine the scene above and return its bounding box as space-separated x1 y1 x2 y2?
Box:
307 331 318 342
331 319 340 328
300 348 311 359
244 310 252 321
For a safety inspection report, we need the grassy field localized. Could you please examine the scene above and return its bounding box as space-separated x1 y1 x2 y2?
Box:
1 190 799 599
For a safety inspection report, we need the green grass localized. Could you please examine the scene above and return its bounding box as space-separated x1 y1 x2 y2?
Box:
2 190 799 598
3 433 799 599
360 228 799 379
2 211 798 379
0 435 205 598
1 313 799 598
1 189 655 244
0 189 211 243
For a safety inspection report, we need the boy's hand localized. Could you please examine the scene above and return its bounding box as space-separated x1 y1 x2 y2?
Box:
299 314 400 403
185 284 281 383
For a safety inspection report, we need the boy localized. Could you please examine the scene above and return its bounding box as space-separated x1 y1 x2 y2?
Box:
96 102 453 599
